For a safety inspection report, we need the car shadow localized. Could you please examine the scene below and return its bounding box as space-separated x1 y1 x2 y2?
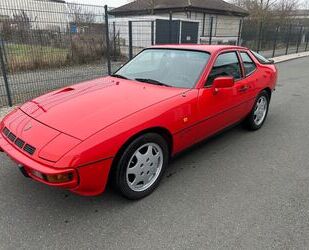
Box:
0 121 261 221
63 123 246 205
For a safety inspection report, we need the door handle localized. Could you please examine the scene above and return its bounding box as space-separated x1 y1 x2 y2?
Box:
238 85 249 93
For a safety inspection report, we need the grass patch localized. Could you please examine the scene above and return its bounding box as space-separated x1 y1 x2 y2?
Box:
6 44 70 73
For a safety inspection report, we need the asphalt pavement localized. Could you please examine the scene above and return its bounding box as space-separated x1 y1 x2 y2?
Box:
1 57 309 249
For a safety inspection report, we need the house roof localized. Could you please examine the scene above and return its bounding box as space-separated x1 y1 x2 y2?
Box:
110 0 248 17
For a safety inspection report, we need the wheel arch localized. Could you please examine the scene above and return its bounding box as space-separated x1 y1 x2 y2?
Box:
263 87 272 100
109 127 173 180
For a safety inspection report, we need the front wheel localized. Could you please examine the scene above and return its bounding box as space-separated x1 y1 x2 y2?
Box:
114 133 169 200
244 90 270 130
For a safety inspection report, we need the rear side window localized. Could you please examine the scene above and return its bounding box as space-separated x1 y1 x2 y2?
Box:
251 51 272 64
240 52 256 76
206 52 242 86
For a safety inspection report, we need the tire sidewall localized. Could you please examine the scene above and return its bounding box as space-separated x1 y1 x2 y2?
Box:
247 90 270 130
116 133 169 200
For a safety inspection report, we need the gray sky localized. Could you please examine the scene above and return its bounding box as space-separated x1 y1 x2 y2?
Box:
66 0 308 9
66 0 129 7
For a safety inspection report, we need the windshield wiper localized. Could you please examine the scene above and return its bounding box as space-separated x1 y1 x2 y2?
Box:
135 78 170 87
111 74 129 80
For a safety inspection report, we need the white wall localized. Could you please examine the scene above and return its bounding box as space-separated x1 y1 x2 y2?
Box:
110 16 155 49
181 12 241 44
112 11 242 47
0 0 68 31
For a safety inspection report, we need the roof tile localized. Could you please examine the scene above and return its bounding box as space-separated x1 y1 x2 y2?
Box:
110 0 248 16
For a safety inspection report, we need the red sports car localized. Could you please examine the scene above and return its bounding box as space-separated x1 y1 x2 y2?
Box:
0 45 277 199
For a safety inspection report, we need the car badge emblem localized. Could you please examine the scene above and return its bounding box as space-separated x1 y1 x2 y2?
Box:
24 124 32 132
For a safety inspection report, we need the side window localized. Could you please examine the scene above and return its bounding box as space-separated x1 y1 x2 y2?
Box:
206 52 242 86
240 52 257 76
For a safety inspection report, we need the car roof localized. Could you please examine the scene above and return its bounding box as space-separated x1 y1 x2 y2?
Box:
151 44 247 53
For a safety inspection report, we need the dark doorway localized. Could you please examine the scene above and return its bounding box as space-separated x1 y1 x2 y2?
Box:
181 21 199 44
155 19 180 44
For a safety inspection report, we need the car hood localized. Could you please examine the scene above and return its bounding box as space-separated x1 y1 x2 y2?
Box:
20 77 186 140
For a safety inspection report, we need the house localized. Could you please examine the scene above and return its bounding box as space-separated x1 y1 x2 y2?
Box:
0 0 105 32
0 0 68 31
110 0 248 45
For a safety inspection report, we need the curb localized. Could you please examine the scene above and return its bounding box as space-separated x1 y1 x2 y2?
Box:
272 51 309 64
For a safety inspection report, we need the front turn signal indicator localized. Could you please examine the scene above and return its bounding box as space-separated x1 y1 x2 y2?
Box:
45 173 74 183
30 170 74 183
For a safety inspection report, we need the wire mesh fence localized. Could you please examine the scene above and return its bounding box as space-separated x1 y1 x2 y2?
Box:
241 18 309 59
0 0 309 107
0 0 115 107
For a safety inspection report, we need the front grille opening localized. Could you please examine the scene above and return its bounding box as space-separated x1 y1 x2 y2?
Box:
8 132 16 142
24 144 36 155
2 127 36 156
3 127 10 136
15 138 25 149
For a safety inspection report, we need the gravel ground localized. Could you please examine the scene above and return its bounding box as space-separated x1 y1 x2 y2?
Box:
0 106 15 120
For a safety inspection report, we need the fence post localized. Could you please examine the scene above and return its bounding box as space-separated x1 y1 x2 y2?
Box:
128 21 133 60
0 44 12 107
169 11 173 43
257 21 263 52
69 24 74 61
272 26 279 58
296 25 303 53
305 32 309 51
237 19 243 46
104 5 111 75
151 21 154 45
113 21 116 61
0 38 8 65
202 13 206 37
285 24 292 55
209 16 214 45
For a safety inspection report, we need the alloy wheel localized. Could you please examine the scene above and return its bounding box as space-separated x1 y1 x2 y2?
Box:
126 143 163 192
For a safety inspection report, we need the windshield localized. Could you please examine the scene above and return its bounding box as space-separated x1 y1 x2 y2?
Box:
115 49 210 88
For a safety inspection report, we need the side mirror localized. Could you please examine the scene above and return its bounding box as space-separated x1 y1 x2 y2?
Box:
213 76 234 93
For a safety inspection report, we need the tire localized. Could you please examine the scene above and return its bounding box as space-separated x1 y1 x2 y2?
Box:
114 133 169 200
244 90 270 131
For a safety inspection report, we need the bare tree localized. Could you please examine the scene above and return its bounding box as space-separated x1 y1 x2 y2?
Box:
13 10 32 31
147 0 155 15
231 0 300 20
274 0 300 22
68 3 95 24
302 0 309 9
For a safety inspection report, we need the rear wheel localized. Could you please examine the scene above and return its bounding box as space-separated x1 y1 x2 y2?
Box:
114 133 169 200
244 90 270 130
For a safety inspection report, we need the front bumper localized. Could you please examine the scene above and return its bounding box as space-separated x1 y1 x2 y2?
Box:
0 134 78 189
0 134 113 196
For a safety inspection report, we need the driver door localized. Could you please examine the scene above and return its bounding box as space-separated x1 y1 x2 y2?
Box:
195 51 248 141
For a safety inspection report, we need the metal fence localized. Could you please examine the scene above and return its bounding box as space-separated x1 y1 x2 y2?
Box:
0 0 309 107
0 1 115 107
241 19 309 58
